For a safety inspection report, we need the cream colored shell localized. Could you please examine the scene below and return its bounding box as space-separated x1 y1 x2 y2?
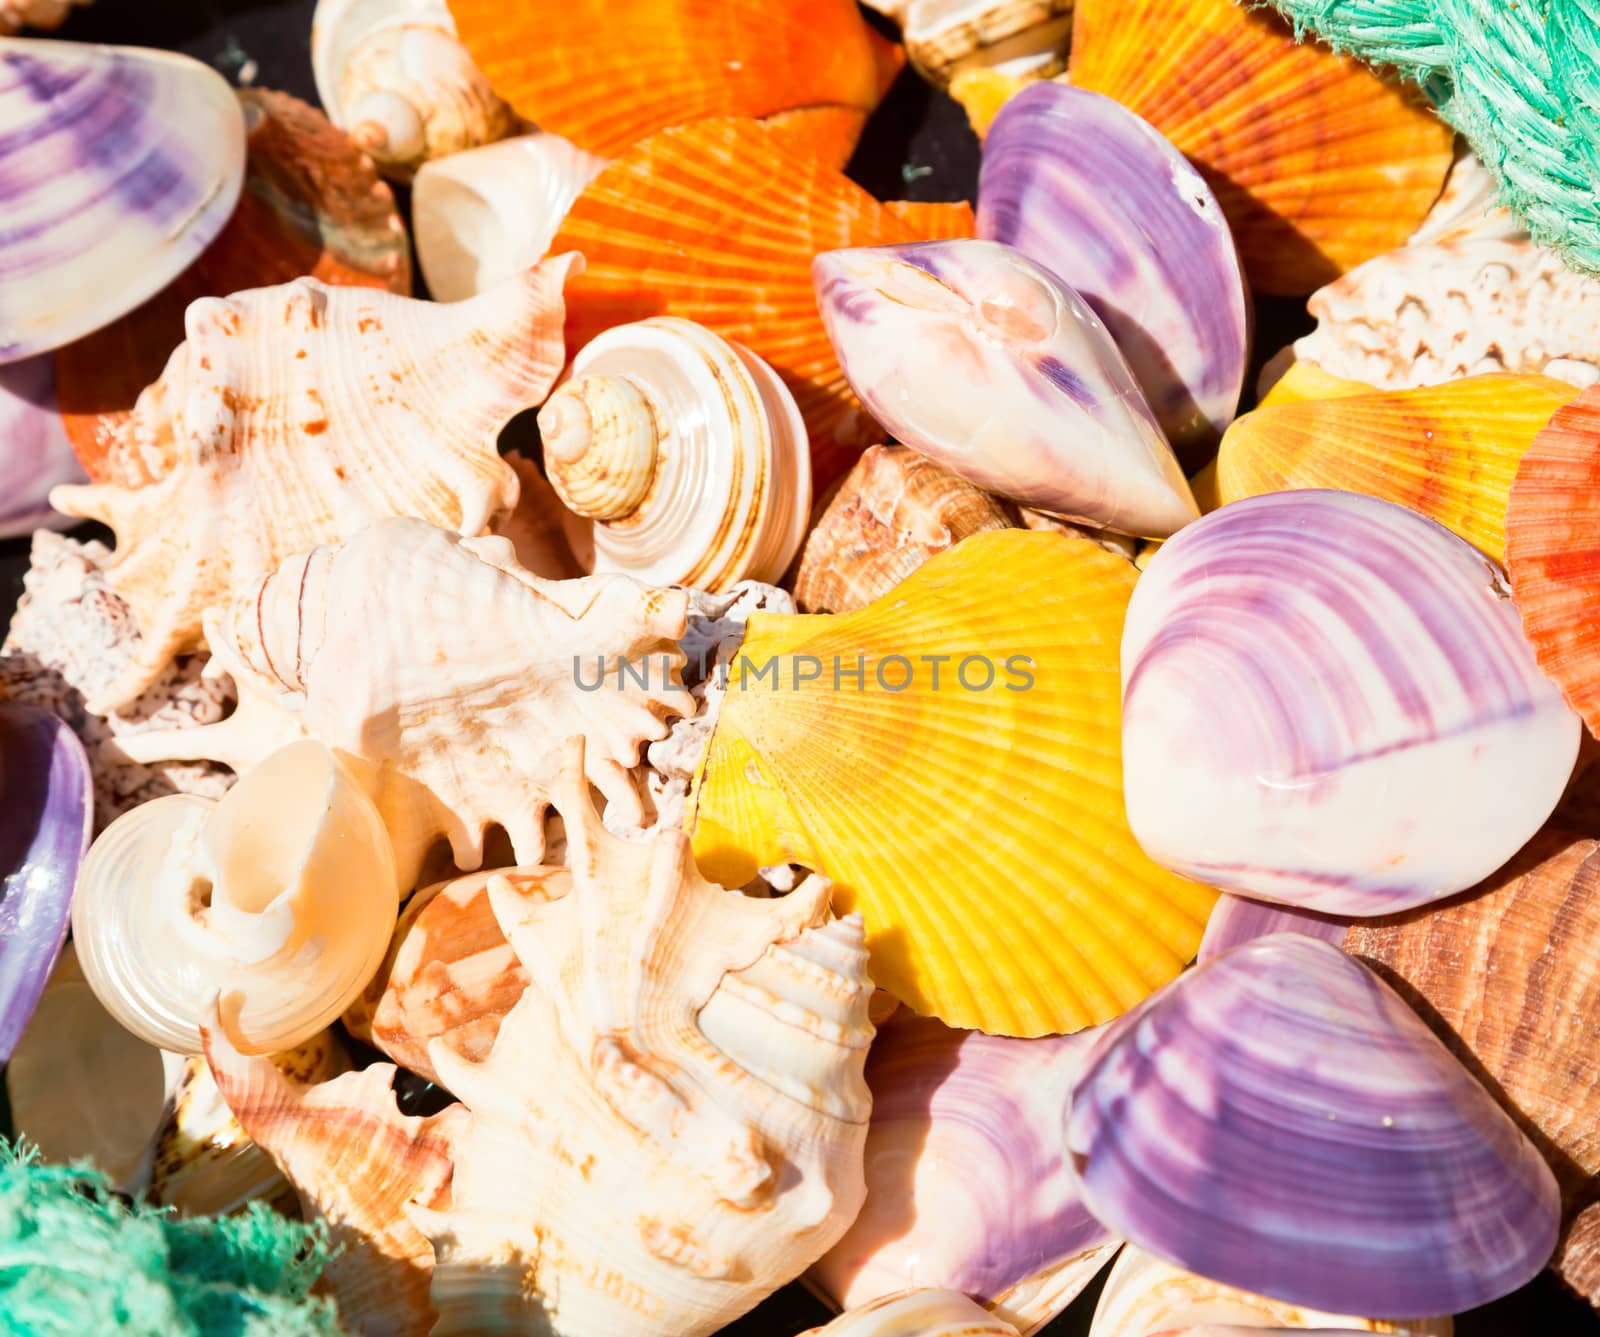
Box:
120 517 691 887
311 0 516 179
49 258 581 710
538 317 812 590
414 132 608 301
70 740 398 1056
804 1290 1022 1336
1088 1248 1453 1337
904 0 1074 85
0 0 90 34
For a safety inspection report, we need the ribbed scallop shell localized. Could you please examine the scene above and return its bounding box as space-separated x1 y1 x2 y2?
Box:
312 0 517 180
903 0 1074 85
57 88 411 485
1069 936 1559 1316
448 0 898 159
541 316 812 589
0 354 83 537
48 258 578 709
1087 1248 1451 1337
688 528 1218 1036
0 0 89 34
1066 0 1454 295
810 1014 1117 1331
121 517 689 886
70 740 398 1056
1122 491 1581 914
804 1290 1022 1336
793 445 1016 614
0 38 246 361
977 83 1250 460
549 117 977 489
413 131 607 302
1505 385 1600 736
1345 829 1600 1309
814 240 1198 537
1215 373 1579 563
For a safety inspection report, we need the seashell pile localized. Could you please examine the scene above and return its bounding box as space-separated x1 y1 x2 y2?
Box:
7 4 1600 1336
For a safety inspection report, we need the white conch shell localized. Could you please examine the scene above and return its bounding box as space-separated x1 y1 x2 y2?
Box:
538 317 812 589
903 0 1074 85
0 0 90 34
120 516 691 886
70 739 399 1056
1088 1248 1453 1337
49 257 581 710
415 739 875 1335
414 131 608 301
205 738 875 1337
1406 149 1522 247
804 1290 1022 1336
311 0 516 179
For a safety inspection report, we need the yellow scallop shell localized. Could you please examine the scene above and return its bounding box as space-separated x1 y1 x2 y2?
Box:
687 528 1217 1036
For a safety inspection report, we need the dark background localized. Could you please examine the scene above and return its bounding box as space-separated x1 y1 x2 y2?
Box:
2 2 1595 1331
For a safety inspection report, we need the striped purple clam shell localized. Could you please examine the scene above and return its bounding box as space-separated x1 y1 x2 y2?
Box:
810 1014 1116 1329
0 702 91 1063
1122 489 1580 915
0 352 83 537
0 37 245 361
1197 893 1348 962
1067 934 1560 1317
813 238 1199 539
978 84 1250 465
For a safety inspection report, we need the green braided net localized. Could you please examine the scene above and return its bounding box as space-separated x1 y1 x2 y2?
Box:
1262 0 1600 272
0 1142 345 1337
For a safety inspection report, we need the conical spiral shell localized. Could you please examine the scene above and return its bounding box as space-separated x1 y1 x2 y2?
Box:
539 317 812 589
49 258 581 709
312 0 515 179
804 1290 1023 1336
70 740 399 1056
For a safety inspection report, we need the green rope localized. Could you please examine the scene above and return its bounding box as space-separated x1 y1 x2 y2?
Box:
0 1141 345 1337
1261 0 1600 273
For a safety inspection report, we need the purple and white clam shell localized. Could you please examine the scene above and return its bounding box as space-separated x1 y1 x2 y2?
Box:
977 84 1250 462
1197 893 1348 962
813 238 1199 539
1121 489 1580 915
0 353 84 538
1068 935 1560 1317
810 1014 1117 1333
0 37 246 362
0 700 90 1061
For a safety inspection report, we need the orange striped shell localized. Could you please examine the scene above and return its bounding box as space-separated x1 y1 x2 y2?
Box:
550 117 976 489
1068 0 1454 295
449 0 902 161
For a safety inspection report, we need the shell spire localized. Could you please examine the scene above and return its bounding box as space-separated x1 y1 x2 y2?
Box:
49 257 582 710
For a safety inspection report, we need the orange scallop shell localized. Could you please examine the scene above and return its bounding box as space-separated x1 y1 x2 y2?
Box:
550 117 976 489
55 89 410 486
449 0 902 161
1506 386 1600 738
1067 0 1454 295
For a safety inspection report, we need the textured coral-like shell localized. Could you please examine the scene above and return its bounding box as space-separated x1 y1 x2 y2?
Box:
312 0 517 180
449 0 898 159
49 258 579 709
1344 829 1600 1308
549 117 977 489
689 529 1217 1035
413 131 607 302
1504 386 1600 737
903 0 1073 85
0 0 88 33
804 1290 1023 1337
793 445 1015 614
540 317 812 588
346 865 539 1084
1087 1248 1451 1337
71 740 399 1056
0 39 246 362
57 88 411 484
1216 374 1579 563
1066 0 1454 295
811 1014 1117 1331
122 517 689 887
